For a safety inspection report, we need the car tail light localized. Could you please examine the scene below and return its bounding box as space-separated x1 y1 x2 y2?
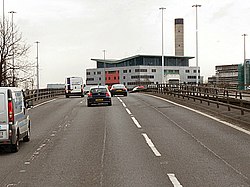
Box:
106 92 110 97
88 92 92 97
8 100 14 124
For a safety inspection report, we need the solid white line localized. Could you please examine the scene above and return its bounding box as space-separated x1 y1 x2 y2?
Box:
147 94 250 136
126 108 132 115
100 127 107 187
131 116 142 129
31 99 57 109
167 174 183 187
122 103 127 107
142 133 161 157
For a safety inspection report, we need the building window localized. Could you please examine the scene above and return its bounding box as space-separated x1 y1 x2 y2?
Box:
129 69 131 73
193 70 196 73
123 76 126 79
87 72 90 75
185 70 190 73
152 69 156 72
94 72 96 75
108 71 116 74
86 78 94 81
131 75 154 79
188 76 196 79
99 77 101 81
97 71 101 75
114 77 116 80
123 70 127 73
135 69 147 72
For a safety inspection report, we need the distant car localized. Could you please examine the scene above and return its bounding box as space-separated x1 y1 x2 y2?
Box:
132 85 145 92
110 84 128 97
87 86 112 107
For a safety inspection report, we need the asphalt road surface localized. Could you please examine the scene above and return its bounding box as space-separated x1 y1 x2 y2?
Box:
0 93 249 187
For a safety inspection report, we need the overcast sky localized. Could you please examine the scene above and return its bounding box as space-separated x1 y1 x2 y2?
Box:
5 0 250 87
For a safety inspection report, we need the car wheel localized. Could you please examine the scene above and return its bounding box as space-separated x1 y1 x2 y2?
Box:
23 126 30 142
124 93 127 96
11 134 20 153
66 95 69 98
108 102 112 106
87 102 91 107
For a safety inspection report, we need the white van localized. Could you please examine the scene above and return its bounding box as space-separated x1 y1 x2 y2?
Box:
0 87 32 152
65 77 84 98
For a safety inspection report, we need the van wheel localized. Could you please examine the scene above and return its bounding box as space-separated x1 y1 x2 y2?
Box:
11 135 20 153
66 95 69 98
23 127 30 142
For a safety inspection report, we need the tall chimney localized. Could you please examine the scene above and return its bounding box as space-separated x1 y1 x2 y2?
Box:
175 18 184 56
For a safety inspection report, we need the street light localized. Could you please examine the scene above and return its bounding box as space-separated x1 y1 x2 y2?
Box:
103 49 106 85
159 7 166 84
242 34 247 89
2 0 6 86
192 4 201 85
8 11 16 86
35 41 40 99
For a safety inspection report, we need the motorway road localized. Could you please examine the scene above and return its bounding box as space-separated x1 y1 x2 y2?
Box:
0 93 249 187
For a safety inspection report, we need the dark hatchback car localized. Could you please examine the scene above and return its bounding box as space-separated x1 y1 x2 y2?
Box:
87 86 112 107
110 84 128 97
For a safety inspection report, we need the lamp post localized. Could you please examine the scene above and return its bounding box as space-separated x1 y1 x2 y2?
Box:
159 7 166 84
103 49 106 85
35 41 40 99
242 34 247 89
2 0 6 86
192 4 201 85
8 11 16 87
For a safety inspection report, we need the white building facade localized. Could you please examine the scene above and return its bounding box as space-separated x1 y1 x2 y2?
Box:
86 55 201 90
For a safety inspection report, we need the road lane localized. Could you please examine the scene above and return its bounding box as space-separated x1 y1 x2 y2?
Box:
1 96 174 186
122 93 250 186
0 97 82 186
1 93 249 187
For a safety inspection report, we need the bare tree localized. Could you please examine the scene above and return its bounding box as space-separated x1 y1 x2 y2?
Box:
0 19 31 87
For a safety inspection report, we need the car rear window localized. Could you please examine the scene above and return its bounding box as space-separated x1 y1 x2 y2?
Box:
91 88 107 93
113 85 125 89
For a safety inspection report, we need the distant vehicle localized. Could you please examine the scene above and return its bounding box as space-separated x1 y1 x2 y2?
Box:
110 84 127 97
65 77 84 98
131 85 145 92
87 86 112 107
0 87 32 152
247 86 250 90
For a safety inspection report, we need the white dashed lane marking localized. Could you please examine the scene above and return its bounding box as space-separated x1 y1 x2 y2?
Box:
142 133 161 157
126 108 132 115
167 174 183 187
131 116 142 129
